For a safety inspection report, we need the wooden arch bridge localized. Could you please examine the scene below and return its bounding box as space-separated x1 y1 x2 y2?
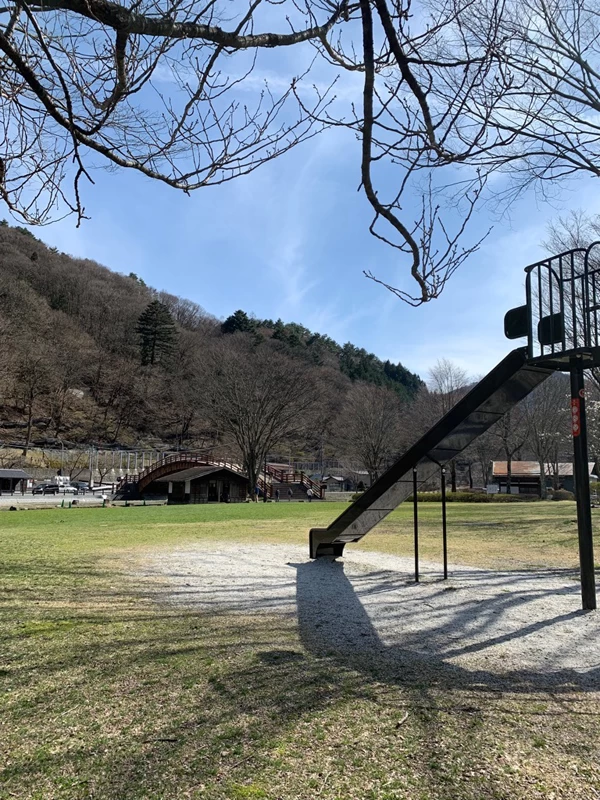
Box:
115 453 324 500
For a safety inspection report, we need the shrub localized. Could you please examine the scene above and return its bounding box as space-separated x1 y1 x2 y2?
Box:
551 488 575 501
348 490 539 503
409 491 537 503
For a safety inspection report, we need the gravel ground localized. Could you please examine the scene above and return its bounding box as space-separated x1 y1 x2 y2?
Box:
144 544 600 690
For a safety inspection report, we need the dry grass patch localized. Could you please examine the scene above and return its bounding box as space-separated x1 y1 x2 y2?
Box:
1 502 599 799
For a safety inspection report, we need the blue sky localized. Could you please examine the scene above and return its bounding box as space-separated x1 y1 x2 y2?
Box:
24 117 600 382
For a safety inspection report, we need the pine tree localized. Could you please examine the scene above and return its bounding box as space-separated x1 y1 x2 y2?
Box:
136 300 176 366
221 309 255 335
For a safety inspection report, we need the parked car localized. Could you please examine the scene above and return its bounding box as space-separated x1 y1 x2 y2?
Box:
32 482 51 495
33 483 78 495
70 481 89 492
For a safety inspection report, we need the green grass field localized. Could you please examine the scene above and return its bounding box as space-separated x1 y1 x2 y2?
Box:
1 501 599 799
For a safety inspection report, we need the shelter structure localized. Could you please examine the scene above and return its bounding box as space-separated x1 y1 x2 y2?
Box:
154 465 248 504
0 468 31 493
114 453 321 502
322 475 353 493
492 461 597 495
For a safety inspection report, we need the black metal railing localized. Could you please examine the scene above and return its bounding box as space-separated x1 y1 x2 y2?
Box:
520 242 600 362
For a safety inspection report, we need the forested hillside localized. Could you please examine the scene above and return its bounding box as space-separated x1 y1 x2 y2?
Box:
0 223 423 463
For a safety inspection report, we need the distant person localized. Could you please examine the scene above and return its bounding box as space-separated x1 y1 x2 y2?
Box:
307 487 313 502
254 485 260 501
275 488 280 502
287 487 293 501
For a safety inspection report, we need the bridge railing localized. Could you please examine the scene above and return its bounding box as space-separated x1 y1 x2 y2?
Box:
116 453 243 493
265 465 324 498
116 456 325 499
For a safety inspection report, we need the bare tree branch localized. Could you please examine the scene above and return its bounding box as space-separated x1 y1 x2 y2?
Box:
2 0 600 302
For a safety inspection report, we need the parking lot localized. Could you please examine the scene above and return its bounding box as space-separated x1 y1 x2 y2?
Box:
0 490 112 509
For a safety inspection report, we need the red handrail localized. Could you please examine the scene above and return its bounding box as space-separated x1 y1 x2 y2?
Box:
264 464 324 499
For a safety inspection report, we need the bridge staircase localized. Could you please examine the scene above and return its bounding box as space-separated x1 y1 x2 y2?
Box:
264 465 324 500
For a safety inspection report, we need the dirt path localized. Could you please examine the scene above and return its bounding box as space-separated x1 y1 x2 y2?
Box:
144 544 600 689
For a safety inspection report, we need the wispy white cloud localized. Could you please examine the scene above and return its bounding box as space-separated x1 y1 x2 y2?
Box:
22 41 600 387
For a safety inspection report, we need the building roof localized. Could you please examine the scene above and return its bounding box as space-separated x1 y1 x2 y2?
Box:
155 465 246 483
323 475 345 482
492 461 595 477
0 469 31 480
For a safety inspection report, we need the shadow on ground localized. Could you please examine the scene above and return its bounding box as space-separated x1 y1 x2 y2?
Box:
293 558 599 692
3 551 600 799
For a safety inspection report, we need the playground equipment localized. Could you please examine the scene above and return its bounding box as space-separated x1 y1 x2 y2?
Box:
310 243 600 611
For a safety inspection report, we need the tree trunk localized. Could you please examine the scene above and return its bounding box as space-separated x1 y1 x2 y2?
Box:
52 385 69 437
539 459 547 499
506 452 512 495
450 460 457 492
553 468 560 490
22 404 33 457
247 458 258 502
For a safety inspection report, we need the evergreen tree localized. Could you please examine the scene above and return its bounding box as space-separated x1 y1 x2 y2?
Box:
221 309 256 335
129 272 147 287
136 300 177 366
271 318 286 340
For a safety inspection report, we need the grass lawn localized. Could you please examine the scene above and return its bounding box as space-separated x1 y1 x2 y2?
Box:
1 501 599 799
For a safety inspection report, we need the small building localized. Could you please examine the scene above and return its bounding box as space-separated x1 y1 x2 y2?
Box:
347 469 370 491
0 468 31 493
492 461 597 495
322 475 354 492
154 465 248 504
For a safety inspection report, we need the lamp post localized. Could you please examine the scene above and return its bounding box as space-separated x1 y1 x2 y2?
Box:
88 447 95 489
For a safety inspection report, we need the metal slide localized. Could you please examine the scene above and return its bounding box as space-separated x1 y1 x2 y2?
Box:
309 347 554 558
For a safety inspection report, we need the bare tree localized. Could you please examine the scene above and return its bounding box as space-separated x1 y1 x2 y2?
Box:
160 330 212 449
64 448 89 481
304 366 352 478
6 0 600 301
428 358 470 490
12 339 53 455
202 339 318 497
489 405 529 495
546 211 600 256
428 359 469 414
155 292 217 333
335 382 404 485
466 430 499 488
523 375 570 498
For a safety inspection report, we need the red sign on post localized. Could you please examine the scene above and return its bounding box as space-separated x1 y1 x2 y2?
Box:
571 398 581 437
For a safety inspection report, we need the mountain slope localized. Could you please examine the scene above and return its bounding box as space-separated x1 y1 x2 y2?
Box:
0 222 423 453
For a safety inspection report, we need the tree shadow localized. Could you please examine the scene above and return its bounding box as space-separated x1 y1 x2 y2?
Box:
292 558 600 692
4 552 600 798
